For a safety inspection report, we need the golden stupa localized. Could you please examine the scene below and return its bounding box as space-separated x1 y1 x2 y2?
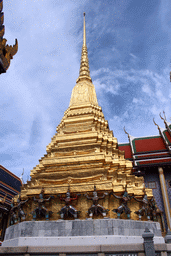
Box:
18 13 153 221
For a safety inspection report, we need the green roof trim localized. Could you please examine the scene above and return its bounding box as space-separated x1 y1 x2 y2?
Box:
118 143 130 147
133 135 160 141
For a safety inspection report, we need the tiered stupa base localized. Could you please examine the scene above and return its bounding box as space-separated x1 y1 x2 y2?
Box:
2 219 164 247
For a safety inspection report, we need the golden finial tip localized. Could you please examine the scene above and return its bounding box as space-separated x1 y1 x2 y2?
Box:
76 11 92 83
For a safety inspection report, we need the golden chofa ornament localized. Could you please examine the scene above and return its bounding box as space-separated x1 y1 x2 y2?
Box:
0 0 18 74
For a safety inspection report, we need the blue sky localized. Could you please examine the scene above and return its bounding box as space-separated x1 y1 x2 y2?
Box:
1 0 171 182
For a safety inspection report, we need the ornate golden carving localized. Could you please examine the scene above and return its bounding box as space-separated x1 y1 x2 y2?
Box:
0 194 6 204
0 0 18 74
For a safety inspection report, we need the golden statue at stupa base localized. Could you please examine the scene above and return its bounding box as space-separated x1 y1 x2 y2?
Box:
12 13 157 223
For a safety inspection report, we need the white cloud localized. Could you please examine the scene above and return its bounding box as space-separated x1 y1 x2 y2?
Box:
132 98 138 103
94 79 120 95
130 53 138 59
142 83 152 96
150 105 161 116
156 89 167 103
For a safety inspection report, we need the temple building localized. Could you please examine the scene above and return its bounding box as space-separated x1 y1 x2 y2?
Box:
0 165 22 241
118 113 171 232
0 0 18 74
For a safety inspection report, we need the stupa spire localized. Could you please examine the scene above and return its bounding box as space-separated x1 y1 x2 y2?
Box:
76 13 92 83
83 12 86 46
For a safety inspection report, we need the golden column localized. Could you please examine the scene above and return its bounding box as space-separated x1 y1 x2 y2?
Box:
158 167 171 230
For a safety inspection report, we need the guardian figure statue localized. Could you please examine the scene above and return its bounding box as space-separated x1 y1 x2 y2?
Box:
31 188 53 221
59 187 80 219
110 186 132 219
133 192 151 220
84 186 108 218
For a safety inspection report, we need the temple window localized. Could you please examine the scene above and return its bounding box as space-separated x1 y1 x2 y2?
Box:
148 181 157 189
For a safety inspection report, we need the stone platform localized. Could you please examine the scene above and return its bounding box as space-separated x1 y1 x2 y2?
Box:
2 218 165 247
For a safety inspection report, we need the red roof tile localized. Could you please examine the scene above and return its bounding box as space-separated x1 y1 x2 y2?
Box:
132 136 166 153
118 144 132 159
